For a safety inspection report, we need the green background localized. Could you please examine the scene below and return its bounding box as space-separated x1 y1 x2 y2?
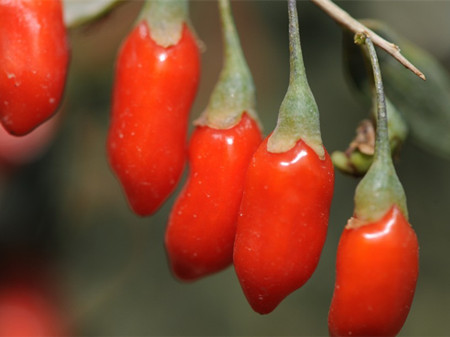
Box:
1 1 449 336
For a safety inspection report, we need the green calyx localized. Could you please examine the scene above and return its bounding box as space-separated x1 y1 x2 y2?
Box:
353 36 408 224
354 152 408 223
267 0 323 157
139 0 188 47
195 0 258 129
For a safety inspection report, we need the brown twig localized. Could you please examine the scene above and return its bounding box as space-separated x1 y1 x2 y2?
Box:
310 0 426 81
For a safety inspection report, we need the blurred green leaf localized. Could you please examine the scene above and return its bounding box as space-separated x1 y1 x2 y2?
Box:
63 0 122 28
343 19 450 160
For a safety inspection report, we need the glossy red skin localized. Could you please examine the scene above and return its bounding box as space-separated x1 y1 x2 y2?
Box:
233 138 334 314
0 0 69 136
328 205 419 337
107 21 200 216
165 113 262 281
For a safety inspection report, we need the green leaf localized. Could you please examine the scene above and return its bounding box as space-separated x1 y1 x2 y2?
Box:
343 20 450 160
63 0 122 28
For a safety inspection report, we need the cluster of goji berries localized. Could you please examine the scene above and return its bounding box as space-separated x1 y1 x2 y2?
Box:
105 0 419 335
106 0 335 317
0 0 420 335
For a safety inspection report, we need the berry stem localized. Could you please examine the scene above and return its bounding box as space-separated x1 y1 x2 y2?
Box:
196 0 257 129
366 36 390 165
268 0 324 157
352 36 408 224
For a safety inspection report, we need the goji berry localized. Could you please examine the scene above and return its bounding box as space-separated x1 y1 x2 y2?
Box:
233 0 334 314
107 0 200 216
328 36 419 336
0 0 69 136
165 0 262 281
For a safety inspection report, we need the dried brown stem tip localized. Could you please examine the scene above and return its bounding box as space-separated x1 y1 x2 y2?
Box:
310 0 426 81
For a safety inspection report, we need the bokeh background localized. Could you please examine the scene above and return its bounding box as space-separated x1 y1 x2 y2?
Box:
1 1 449 336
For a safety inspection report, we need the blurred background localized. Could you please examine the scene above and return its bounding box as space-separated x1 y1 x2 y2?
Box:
1 0 449 335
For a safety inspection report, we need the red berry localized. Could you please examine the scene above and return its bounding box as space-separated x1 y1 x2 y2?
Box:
234 137 334 314
328 205 419 337
107 21 200 216
166 113 262 281
0 0 69 135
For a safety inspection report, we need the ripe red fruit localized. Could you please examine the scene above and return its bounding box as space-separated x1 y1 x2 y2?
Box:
0 0 69 136
233 0 334 314
328 36 419 337
165 113 262 281
328 205 419 337
165 0 261 281
233 137 334 314
107 21 200 216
